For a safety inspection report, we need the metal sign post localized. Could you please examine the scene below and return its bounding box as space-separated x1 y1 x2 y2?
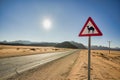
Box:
88 36 91 80
78 17 103 80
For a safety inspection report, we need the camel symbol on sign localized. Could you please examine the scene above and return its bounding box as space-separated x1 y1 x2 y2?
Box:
87 26 94 33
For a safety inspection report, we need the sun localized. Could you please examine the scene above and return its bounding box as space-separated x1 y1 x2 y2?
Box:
42 19 52 30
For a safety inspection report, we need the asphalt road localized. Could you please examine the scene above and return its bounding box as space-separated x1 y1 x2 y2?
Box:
0 50 77 80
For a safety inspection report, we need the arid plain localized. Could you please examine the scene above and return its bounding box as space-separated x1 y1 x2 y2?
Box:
0 45 120 80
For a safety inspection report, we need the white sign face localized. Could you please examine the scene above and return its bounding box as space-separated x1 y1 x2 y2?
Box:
81 21 99 34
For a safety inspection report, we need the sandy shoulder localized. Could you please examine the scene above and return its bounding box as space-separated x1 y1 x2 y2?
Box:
67 50 120 80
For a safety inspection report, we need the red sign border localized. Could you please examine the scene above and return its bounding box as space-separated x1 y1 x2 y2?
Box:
79 17 103 37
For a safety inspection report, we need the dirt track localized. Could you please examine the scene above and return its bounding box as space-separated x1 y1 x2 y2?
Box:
8 50 120 80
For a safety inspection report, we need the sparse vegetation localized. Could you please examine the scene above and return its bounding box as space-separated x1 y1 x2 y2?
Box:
44 49 46 51
52 48 59 51
30 48 36 51
17 48 20 50
0 48 3 50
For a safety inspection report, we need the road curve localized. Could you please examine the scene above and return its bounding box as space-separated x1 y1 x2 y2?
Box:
0 50 78 80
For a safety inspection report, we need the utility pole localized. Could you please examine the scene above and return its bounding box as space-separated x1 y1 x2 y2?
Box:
108 41 111 54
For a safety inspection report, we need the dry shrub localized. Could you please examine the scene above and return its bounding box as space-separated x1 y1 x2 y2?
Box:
30 48 36 51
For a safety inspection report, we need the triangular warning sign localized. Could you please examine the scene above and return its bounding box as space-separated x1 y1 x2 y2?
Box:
79 17 103 36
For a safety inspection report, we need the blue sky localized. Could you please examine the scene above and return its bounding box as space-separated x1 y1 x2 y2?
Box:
0 0 120 48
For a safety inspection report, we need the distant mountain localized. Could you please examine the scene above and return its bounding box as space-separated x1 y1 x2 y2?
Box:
55 41 78 49
70 41 86 49
0 40 57 46
91 45 120 51
0 40 86 49
0 40 31 44
55 41 86 49
91 45 109 50
10 40 31 44
0 40 32 46
30 42 57 46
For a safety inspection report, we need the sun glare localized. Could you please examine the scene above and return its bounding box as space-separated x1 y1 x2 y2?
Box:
43 19 52 30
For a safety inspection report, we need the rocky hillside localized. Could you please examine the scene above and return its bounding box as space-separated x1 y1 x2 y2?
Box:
55 41 86 49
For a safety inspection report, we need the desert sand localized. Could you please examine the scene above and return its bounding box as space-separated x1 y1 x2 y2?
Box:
7 50 120 80
0 45 67 58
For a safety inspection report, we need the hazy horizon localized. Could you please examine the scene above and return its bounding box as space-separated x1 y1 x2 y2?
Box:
0 39 119 48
